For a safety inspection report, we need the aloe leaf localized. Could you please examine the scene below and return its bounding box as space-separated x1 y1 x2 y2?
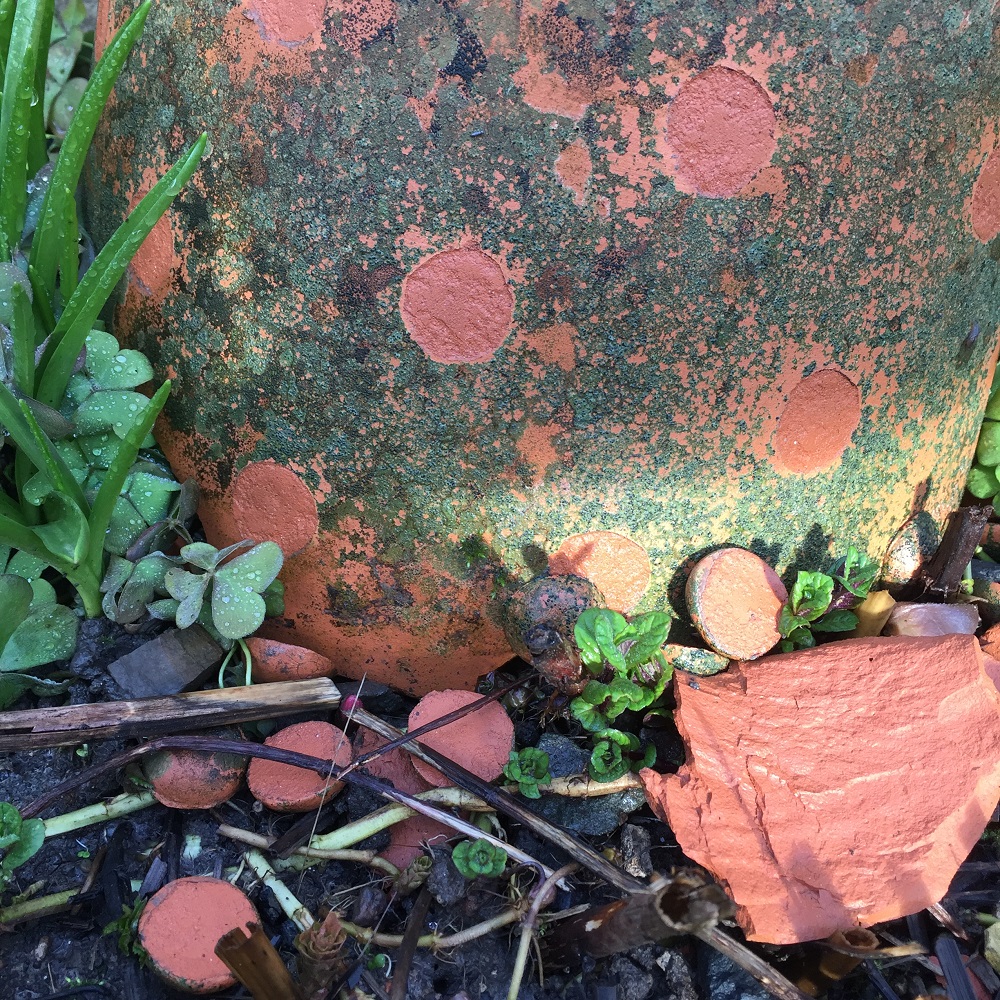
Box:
26 0 54 177
85 380 169 582
0 0 14 68
0 510 71 573
0 671 70 709
29 0 151 299
32 491 89 565
18 399 88 512
0 574 33 652
0 379 54 477
0 0 47 259
0 600 77 671
8 282 35 395
37 134 207 407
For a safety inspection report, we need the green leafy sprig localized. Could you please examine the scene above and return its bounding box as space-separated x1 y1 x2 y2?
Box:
778 546 878 652
569 607 669 782
502 748 551 799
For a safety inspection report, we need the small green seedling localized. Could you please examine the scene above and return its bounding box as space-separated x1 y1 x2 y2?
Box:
778 546 878 651
452 838 507 879
502 748 551 799
0 803 45 893
102 897 147 961
588 729 655 782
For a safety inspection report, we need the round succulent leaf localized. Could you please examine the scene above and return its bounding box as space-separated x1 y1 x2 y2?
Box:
0 673 71 710
33 494 89 565
2 815 44 870
987 388 1000 421
116 554 176 625
146 598 180 621
81 331 121 372
216 542 283 594
126 469 181 524
88 347 154 391
0 603 78 672
50 76 87 137
179 542 223 571
104 495 146 556
76 431 121 470
968 463 1000 499
7 552 57 608
22 470 56 507
977 422 1000 467
73 390 151 439
211 578 267 640
63 372 94 410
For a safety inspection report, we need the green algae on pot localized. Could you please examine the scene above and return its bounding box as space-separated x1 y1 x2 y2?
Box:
89 0 1000 694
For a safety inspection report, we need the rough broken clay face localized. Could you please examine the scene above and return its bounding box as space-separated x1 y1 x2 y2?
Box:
641 634 1000 944
90 0 1000 693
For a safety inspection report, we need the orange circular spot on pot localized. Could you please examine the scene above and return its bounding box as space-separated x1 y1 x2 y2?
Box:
972 147 1000 243
248 721 352 812
666 66 777 198
242 0 325 45
686 547 787 660
138 877 258 994
247 637 334 682
231 460 318 556
772 370 861 475
400 248 514 363
408 689 515 788
549 531 651 613
143 748 247 811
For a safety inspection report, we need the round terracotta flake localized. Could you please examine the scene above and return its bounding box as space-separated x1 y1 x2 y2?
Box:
686 547 787 660
407 689 515 788
138 877 258 994
972 146 1000 243
230 460 319 557
143 747 247 810
247 637 334 682
399 248 514 363
666 66 777 198
772 369 861 475
548 530 651 613
247 720 352 812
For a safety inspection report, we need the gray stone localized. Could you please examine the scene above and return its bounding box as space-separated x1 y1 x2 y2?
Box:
697 944 772 1000
105 625 223 697
531 734 645 836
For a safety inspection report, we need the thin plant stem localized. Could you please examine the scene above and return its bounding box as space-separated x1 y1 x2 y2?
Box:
243 848 314 932
42 790 156 839
339 908 522 952
507 863 579 1000
217 825 399 878
0 887 81 924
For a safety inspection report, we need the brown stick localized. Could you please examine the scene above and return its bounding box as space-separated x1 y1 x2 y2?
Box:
546 868 733 960
0 678 341 750
215 922 304 1000
696 927 814 1000
919 504 993 598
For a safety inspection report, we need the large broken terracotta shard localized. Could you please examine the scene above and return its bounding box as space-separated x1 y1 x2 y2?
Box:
641 634 1000 945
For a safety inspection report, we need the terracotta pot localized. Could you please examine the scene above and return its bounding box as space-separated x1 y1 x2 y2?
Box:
143 744 247 810
138 876 258 993
407 689 515 788
246 637 335 683
90 0 1000 694
247 720 352 812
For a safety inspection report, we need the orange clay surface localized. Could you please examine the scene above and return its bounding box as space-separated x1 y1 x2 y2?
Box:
91 0 1000 697
407 689 514 788
247 637 334 682
143 748 246 811
138 877 258 993
353 728 451 869
247 721 352 812
641 634 1000 944
666 66 777 198
548 530 651 613
771 370 862 475
685 547 787 660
